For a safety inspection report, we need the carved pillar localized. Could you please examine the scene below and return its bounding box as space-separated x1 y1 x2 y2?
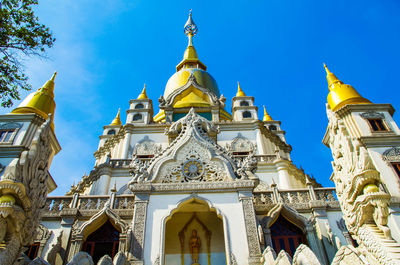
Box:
274 160 291 189
129 193 149 264
309 201 330 264
121 131 132 159
263 228 272 249
60 208 79 264
239 191 262 264
211 108 219 122
91 167 112 195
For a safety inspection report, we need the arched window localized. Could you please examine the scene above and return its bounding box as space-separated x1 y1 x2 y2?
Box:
269 125 277 131
132 114 142 121
240 101 249 107
242 111 252 119
82 220 120 264
107 129 116 135
135 103 144 109
270 215 306 256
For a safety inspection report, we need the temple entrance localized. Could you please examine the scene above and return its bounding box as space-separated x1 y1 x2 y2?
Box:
270 215 307 256
164 198 226 265
82 220 120 263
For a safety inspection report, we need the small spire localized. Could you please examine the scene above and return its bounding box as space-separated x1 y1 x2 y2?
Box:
110 108 122 126
137 84 148 100
324 63 371 111
323 63 342 91
236 82 246 97
263 105 273 121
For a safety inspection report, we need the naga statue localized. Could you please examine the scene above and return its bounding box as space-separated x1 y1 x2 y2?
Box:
326 109 399 265
0 118 54 265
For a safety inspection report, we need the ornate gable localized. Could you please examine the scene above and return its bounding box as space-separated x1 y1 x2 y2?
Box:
130 109 238 183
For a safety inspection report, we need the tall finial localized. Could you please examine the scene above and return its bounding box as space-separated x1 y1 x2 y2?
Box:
176 10 206 71
184 9 198 37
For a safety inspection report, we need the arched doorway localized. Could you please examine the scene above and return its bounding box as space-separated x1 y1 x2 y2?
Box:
82 220 120 263
164 198 226 265
270 215 307 256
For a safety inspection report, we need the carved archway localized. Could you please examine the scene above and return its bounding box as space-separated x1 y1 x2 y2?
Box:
163 196 227 265
68 204 129 261
259 204 310 256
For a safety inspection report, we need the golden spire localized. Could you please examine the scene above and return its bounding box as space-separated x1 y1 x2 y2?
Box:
176 10 206 71
236 82 246 97
324 64 371 111
12 72 57 129
110 108 122 126
137 84 148 100
263 105 273 121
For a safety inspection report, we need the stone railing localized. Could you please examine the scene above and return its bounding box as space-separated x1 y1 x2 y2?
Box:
43 193 135 217
253 187 339 211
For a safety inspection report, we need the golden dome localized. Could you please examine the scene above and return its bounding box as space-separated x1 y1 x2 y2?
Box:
164 68 220 99
12 72 57 130
324 64 371 111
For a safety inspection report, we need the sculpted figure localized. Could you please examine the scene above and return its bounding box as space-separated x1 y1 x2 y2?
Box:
189 229 201 264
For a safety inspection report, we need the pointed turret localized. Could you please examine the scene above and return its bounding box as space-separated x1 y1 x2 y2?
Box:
110 108 122 126
137 84 148 100
263 105 273 121
236 82 246 97
176 10 207 71
12 72 57 129
324 64 371 111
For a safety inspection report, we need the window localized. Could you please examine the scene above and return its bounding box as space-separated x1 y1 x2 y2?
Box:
82 220 120 264
107 129 116 135
0 129 15 143
269 125 277 131
135 103 144 109
240 101 249 107
368 119 387 132
25 242 40 260
270 215 306 257
132 114 142 121
242 111 252 119
392 163 400 177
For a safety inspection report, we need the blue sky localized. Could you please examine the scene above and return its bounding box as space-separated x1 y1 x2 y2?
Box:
1 0 399 195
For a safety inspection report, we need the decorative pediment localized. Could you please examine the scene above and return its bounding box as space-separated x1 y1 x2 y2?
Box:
35 224 52 243
382 147 400 162
227 133 255 153
129 109 238 184
73 201 128 240
360 111 385 119
133 136 162 156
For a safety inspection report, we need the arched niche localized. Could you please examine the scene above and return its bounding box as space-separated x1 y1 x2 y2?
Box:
163 197 227 265
260 204 309 257
68 205 129 262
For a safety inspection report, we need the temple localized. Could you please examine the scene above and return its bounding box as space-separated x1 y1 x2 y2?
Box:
0 11 400 265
